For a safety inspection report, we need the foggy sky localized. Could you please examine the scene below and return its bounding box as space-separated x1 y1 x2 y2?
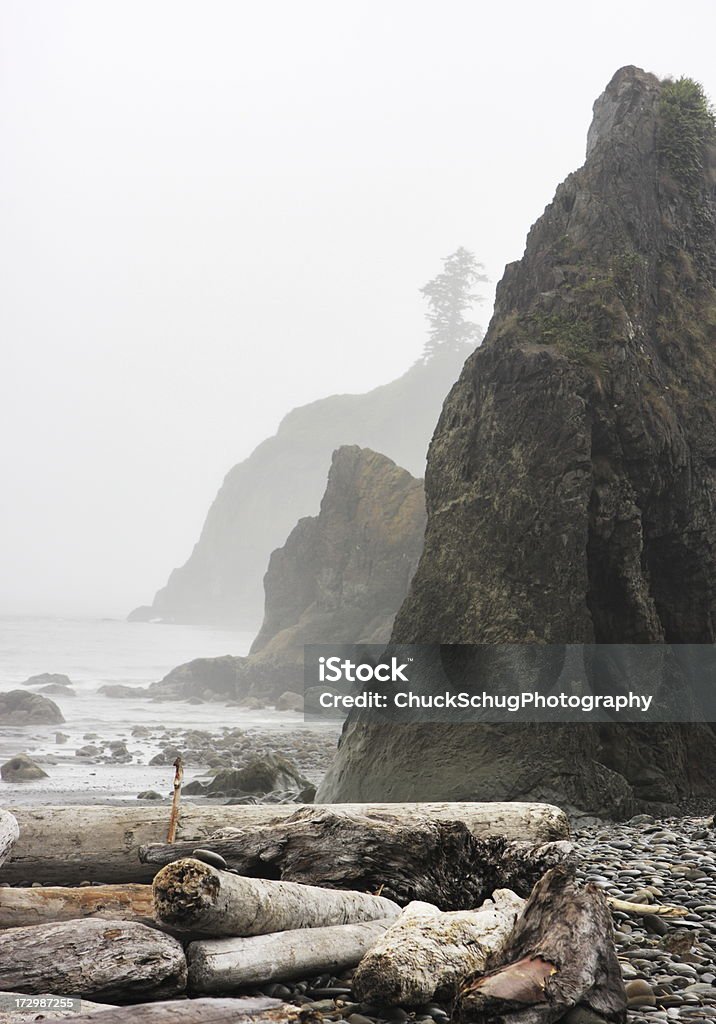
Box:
2 0 715 616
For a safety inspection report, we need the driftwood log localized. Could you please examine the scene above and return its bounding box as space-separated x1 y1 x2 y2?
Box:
0 919 187 1003
153 857 400 936
142 808 573 910
0 883 154 929
188 918 392 992
38 997 302 1024
454 866 627 1024
4 802 569 884
0 809 19 869
0 993 111 1024
353 890 525 1006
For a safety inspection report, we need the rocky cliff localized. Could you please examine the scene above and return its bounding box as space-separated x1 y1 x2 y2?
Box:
131 351 466 628
317 68 716 817
151 446 426 700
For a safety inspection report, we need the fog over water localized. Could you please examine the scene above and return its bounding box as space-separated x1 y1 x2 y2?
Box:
2 0 715 616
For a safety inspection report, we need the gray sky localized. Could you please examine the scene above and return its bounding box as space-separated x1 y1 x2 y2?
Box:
2 0 715 617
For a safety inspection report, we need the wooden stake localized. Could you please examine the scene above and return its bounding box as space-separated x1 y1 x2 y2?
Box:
167 756 183 844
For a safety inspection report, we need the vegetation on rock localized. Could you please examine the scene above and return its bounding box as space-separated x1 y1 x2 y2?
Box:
420 247 486 360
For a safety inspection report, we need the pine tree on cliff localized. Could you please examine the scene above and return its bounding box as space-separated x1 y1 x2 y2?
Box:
420 247 487 360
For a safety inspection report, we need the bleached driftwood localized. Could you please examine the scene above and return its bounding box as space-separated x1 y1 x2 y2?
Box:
38 997 300 1024
142 808 573 910
153 857 400 936
0 993 111 1024
454 866 627 1023
4 802 569 884
0 883 153 929
607 896 688 917
0 809 19 869
188 919 392 992
352 890 525 1006
0 918 187 1002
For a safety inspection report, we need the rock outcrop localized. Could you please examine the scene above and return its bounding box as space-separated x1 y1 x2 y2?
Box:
130 351 467 628
0 690 65 726
1 754 49 783
318 68 716 817
22 673 72 688
150 447 426 701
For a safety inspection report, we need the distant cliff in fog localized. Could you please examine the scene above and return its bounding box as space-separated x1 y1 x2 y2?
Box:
129 347 472 628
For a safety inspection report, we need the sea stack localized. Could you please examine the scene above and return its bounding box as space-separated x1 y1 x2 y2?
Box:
317 67 716 817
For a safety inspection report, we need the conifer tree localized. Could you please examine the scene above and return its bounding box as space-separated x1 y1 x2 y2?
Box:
420 247 486 359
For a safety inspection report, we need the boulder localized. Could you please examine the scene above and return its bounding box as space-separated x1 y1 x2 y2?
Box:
39 683 76 696
0 690 64 725
149 656 246 701
1 753 49 782
98 684 150 698
107 741 132 763
75 745 100 758
206 754 312 797
22 673 72 688
276 691 304 712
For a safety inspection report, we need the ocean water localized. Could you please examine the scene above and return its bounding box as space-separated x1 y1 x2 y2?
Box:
0 616 318 805
0 615 255 691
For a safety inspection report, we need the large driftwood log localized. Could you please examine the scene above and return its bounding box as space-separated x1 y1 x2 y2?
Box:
0 993 111 1023
0 883 154 929
0 809 19 869
0 919 187 1003
353 890 525 1006
39 997 301 1024
188 919 392 992
454 866 627 1024
142 808 573 910
153 857 400 936
4 802 569 884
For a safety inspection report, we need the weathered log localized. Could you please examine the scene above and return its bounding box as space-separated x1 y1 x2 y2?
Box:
0 809 19 869
454 865 627 1024
353 890 525 1006
0 919 187 1003
142 808 573 910
4 802 568 885
38 997 300 1024
153 857 400 936
188 918 392 992
0 882 154 929
0 993 111 1023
